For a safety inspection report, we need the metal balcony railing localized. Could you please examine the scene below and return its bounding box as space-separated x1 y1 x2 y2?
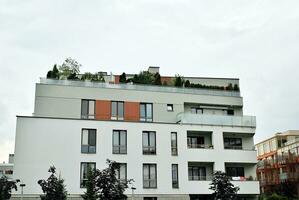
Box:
177 113 256 128
40 78 241 97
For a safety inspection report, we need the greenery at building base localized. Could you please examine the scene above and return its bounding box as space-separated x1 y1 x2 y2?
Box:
0 176 19 200
82 159 133 200
37 166 67 200
209 171 239 200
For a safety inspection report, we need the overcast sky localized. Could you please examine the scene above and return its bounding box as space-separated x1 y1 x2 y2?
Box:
0 0 299 163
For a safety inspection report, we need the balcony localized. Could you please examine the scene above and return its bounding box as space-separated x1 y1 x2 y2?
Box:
40 78 240 97
177 113 256 128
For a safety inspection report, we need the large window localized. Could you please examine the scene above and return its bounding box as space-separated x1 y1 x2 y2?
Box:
81 99 95 119
111 101 124 120
115 163 127 181
224 138 242 150
187 136 205 148
143 164 157 188
80 162 96 187
143 131 156 155
113 130 127 154
81 129 96 153
188 166 206 180
140 103 153 122
226 167 245 177
172 164 179 188
191 107 203 114
171 132 178 155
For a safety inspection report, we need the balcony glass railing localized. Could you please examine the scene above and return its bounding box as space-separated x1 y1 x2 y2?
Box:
40 78 241 97
177 113 256 128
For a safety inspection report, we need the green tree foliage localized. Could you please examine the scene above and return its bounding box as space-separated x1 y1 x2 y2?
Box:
184 80 191 87
174 75 184 87
132 71 155 85
37 166 67 200
46 64 60 79
209 171 239 200
59 57 81 80
154 72 162 85
96 159 132 200
267 193 288 200
0 176 19 200
119 73 127 83
233 84 239 91
81 72 105 82
82 166 99 200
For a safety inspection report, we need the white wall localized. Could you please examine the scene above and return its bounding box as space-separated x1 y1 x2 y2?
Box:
14 117 258 196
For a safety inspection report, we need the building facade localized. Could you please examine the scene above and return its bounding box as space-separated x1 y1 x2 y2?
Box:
256 130 299 197
13 68 259 199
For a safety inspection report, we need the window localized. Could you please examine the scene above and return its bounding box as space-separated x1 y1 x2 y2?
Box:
187 136 205 148
191 107 203 114
144 198 157 200
115 163 127 181
81 99 95 119
188 166 206 180
143 164 157 188
226 167 245 177
80 162 96 187
113 130 127 154
81 129 96 153
224 138 242 150
111 101 124 120
143 131 156 155
167 104 173 111
172 164 179 188
5 170 13 175
227 109 234 115
171 132 178 155
140 103 153 122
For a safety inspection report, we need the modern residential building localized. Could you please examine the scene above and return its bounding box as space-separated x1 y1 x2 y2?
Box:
256 130 299 196
13 67 259 200
0 154 14 179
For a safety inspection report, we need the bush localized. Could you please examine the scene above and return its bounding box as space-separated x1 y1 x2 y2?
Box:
267 193 287 200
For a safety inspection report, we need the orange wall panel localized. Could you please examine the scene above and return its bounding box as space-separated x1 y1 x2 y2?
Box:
124 102 140 121
95 100 111 120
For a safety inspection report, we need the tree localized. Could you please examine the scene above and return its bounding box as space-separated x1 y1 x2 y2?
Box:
82 166 99 200
0 176 19 200
154 73 162 85
96 159 132 200
59 57 81 80
119 73 127 83
209 171 239 200
37 166 67 200
174 75 184 87
184 80 191 87
46 64 60 79
267 193 287 200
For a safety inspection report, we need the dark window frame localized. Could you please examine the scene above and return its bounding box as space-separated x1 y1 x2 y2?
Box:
167 104 174 112
115 163 127 182
188 166 207 181
171 132 178 156
140 103 153 122
226 167 245 177
172 164 179 188
81 129 97 154
111 101 124 120
143 163 157 189
187 136 205 148
80 162 96 188
112 130 127 154
81 99 96 119
224 137 243 150
142 131 156 155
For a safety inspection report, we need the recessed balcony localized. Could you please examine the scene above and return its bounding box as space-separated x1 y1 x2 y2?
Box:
177 113 256 128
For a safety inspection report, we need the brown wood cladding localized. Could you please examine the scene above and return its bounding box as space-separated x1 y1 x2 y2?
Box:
124 102 140 121
95 100 111 120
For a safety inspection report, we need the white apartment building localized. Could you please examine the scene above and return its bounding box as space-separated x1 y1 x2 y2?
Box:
13 68 259 200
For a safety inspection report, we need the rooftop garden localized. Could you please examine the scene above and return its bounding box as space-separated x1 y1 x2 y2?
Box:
46 58 239 91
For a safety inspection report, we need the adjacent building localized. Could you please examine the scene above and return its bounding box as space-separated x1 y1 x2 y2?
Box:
256 130 299 196
13 67 259 199
0 154 14 179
